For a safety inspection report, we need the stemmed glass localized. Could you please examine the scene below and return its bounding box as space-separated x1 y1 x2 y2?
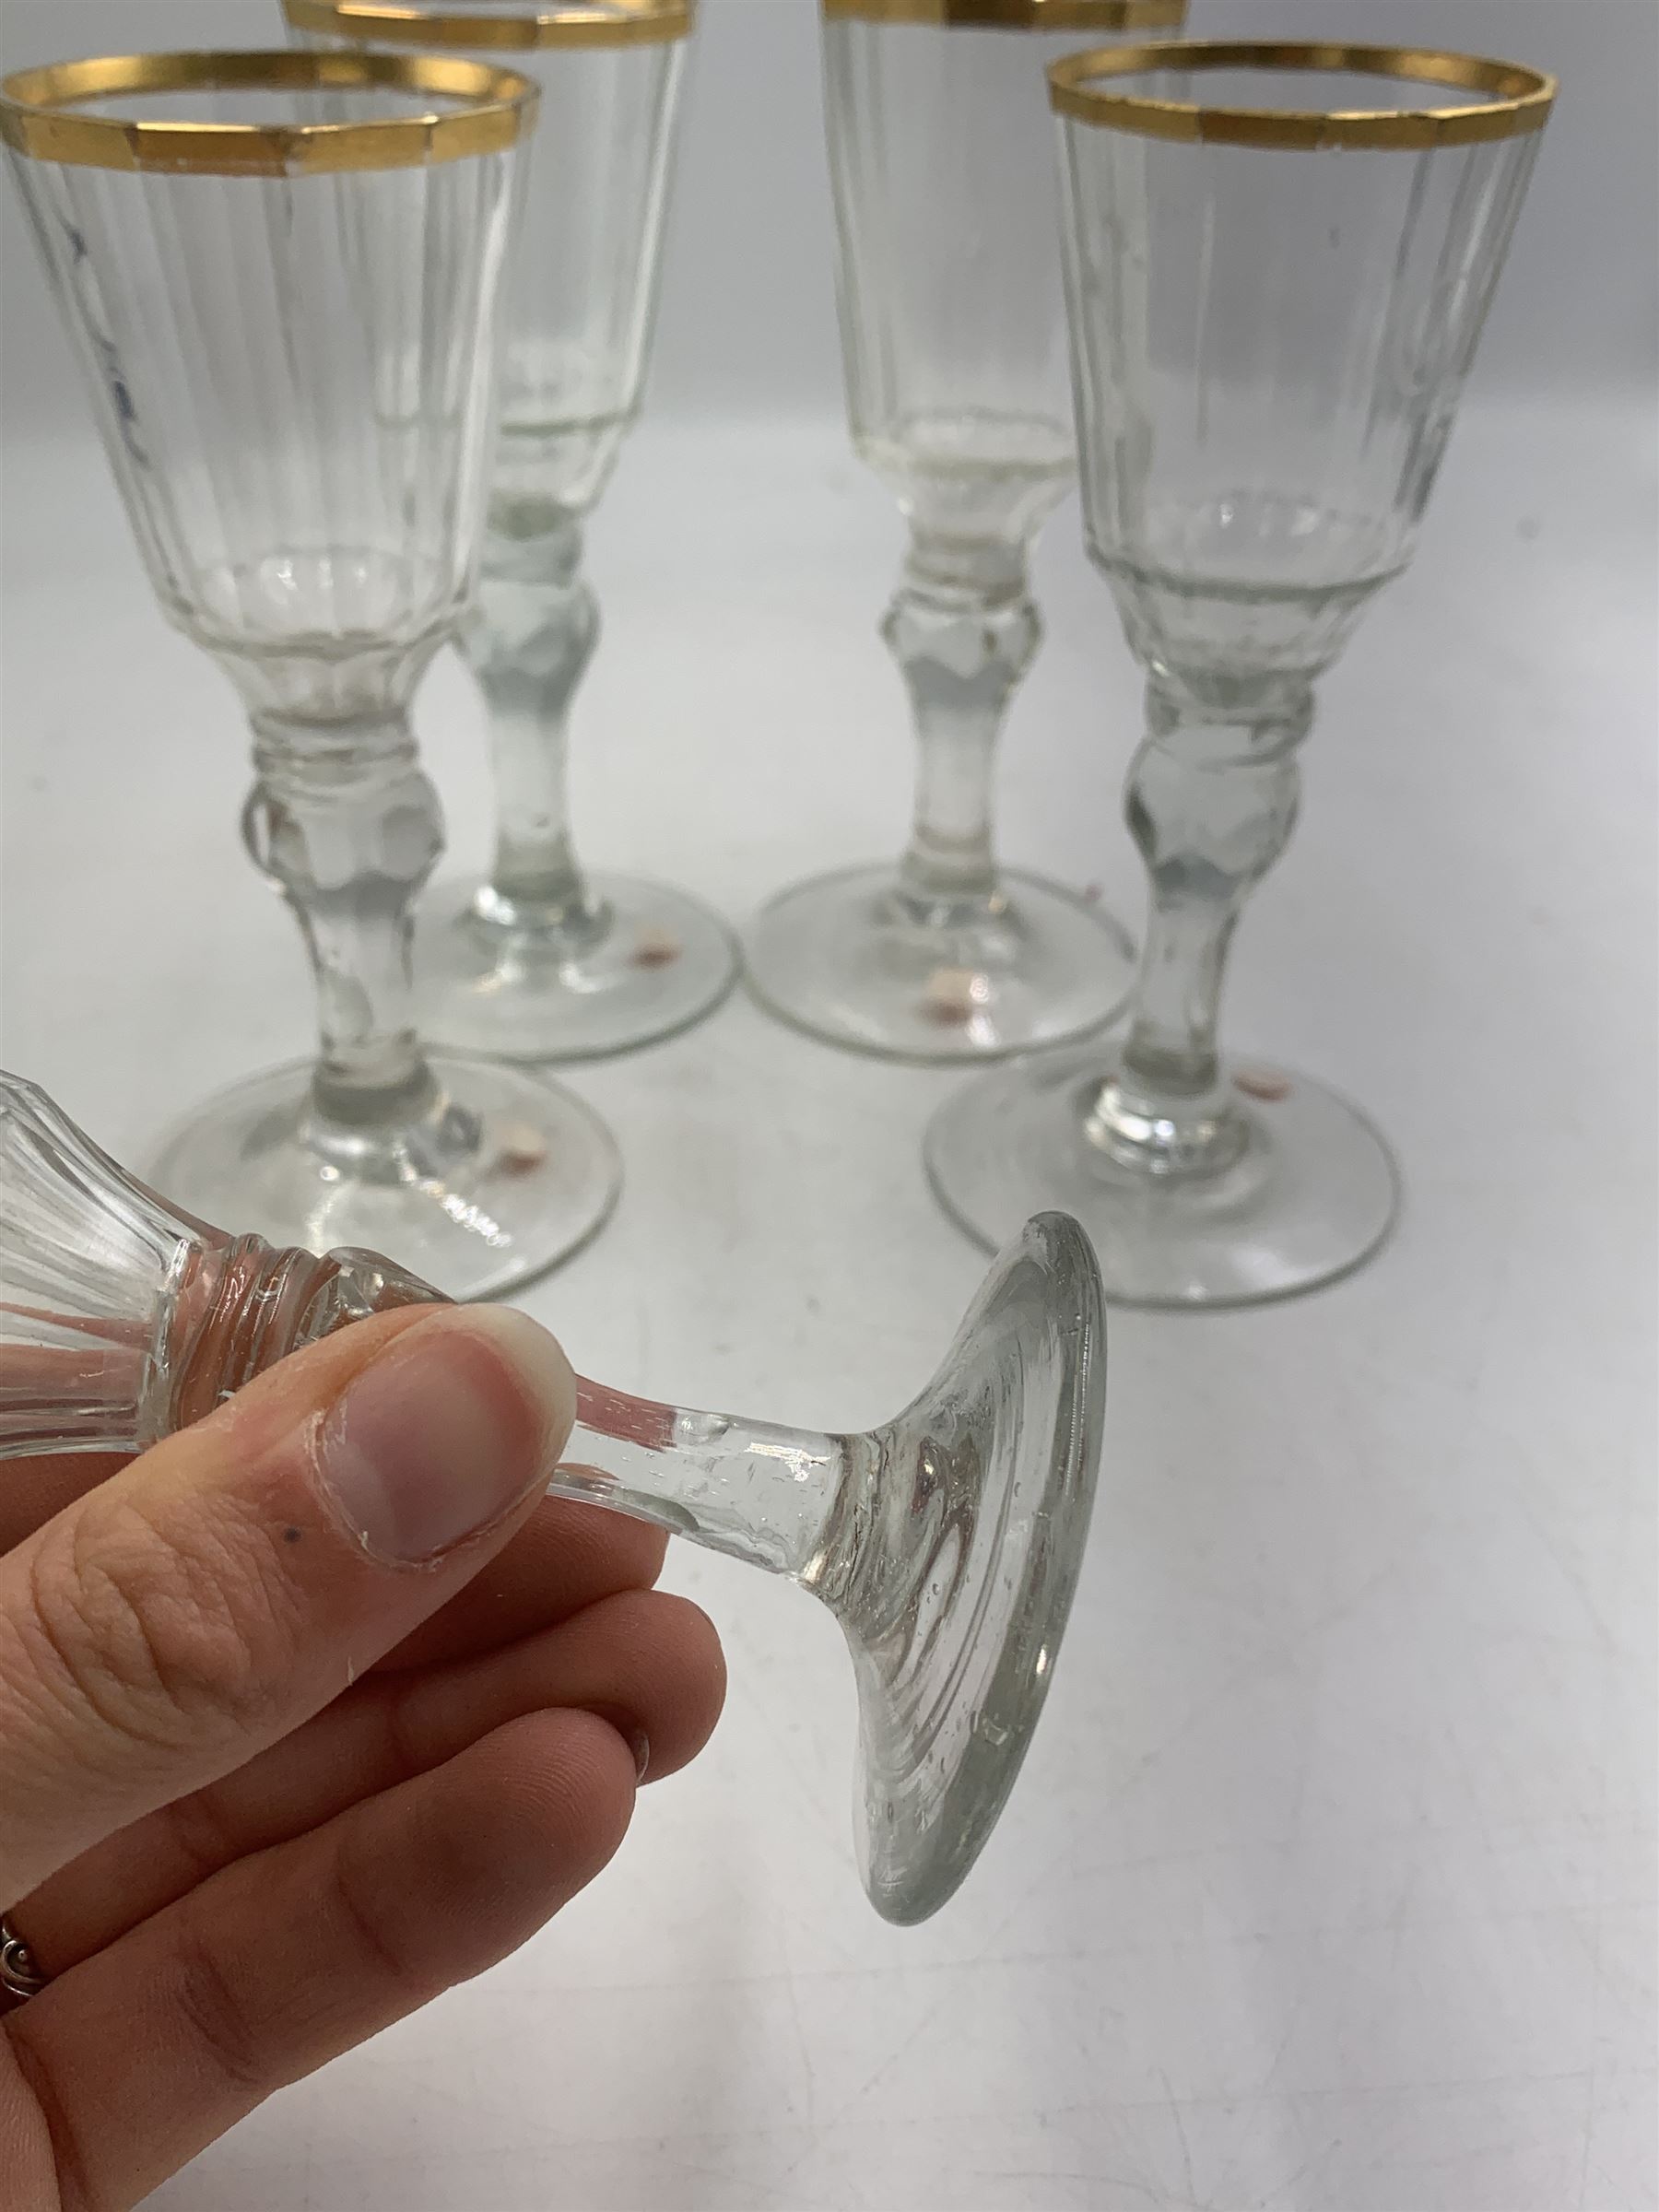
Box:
288 0 737 1063
746 0 1184 1064
1 50 622 1300
928 41 1555 1302
0 1066 1105 1923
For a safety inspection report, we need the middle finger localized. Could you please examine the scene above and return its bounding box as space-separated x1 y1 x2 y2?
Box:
16 1583 724 1974
374 1493 669 1673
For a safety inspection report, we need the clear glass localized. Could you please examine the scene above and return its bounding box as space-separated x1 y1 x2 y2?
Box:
929 44 1550 1303
3 53 620 1300
295 2 737 1061
0 1066 1105 1924
745 6 1171 1062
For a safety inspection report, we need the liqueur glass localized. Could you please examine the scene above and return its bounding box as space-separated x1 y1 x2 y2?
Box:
746 0 1185 1064
288 0 736 1062
1 51 621 1300
0 1067 1105 1924
928 41 1555 1302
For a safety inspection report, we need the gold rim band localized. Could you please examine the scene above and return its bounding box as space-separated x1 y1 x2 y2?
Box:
1049 40 1555 149
283 0 691 52
0 48 538 174
824 0 1184 29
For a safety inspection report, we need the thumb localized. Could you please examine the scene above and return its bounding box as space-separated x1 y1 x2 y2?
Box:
0 1302 573 1903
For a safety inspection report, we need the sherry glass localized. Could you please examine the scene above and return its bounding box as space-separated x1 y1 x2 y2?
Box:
1 50 622 1301
0 1067 1105 1924
928 41 1555 1302
288 0 737 1062
746 0 1184 1064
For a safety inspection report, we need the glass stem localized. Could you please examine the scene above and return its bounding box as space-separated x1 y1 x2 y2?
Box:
460 511 604 942
1088 674 1312 1174
887 529 1039 911
242 708 442 1136
557 1377 865 1587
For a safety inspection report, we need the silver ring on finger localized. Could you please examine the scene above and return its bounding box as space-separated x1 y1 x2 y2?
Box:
0 1918 49 2001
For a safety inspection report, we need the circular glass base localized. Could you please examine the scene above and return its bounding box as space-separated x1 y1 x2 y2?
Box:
147 1055 620 1302
419 874 737 1064
844 1213 1106 1923
925 1043 1399 1309
745 864 1135 1064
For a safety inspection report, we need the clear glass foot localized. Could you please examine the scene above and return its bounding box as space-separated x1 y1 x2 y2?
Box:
420 872 738 1063
147 1054 619 1302
559 1211 1104 1919
825 1210 1105 1918
746 863 1135 1064
926 1041 1399 1308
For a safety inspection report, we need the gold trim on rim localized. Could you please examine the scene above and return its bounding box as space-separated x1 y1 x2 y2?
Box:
1049 40 1555 149
0 48 538 174
824 0 1185 29
283 0 691 52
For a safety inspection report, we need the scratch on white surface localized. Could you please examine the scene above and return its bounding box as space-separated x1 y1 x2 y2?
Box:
650 2151 782 2207
989 2170 1205 2207
723 1661 849 1853
1042 1555 1417 1900
781 1963 818 2132
1575 2065 1602 2212
1255 2149 1328 2210
1163 2068 1205 2210
1258 1956 1321 2100
812 1974 964 2136
1516 1491 1625 1654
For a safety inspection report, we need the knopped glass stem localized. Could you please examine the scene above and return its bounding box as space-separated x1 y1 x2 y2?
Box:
888 530 1040 914
460 510 606 947
241 702 443 1143
1087 674 1311 1175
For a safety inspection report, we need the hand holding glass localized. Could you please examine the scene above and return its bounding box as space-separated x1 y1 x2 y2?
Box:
0 1069 1104 1923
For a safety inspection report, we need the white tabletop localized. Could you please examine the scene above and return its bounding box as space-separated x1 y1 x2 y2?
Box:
1 394 1654 2211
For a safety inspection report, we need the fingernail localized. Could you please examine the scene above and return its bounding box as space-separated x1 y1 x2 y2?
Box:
316 1308 573 1564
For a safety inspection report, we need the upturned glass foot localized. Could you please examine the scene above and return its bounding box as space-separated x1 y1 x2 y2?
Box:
747 864 1135 1064
421 872 737 1063
927 1041 1399 1308
147 1055 619 1304
827 1208 1103 1914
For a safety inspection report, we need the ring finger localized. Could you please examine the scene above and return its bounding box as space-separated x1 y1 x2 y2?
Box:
12 1584 724 1976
